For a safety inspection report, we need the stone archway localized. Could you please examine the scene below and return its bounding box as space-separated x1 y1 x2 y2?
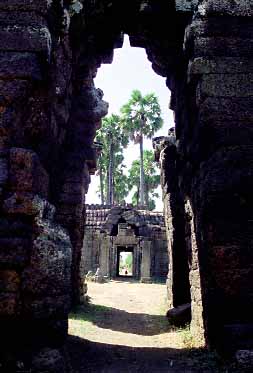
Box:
0 0 252 370
80 205 168 282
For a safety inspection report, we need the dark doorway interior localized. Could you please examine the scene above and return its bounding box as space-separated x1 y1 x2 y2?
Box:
117 247 134 277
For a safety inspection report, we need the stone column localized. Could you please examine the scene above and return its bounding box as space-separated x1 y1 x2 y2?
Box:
0 1 74 370
99 235 111 277
183 0 253 350
159 138 191 309
140 240 152 283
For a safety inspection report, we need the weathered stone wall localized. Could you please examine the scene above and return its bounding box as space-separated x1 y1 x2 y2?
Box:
156 0 253 352
184 1 253 351
80 229 100 275
0 1 108 369
157 137 191 310
80 205 168 281
150 231 168 279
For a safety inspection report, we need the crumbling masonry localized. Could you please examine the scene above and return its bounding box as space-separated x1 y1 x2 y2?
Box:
0 0 252 370
80 205 168 282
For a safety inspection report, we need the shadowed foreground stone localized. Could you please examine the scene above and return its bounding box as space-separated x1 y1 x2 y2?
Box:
32 348 67 373
167 304 191 327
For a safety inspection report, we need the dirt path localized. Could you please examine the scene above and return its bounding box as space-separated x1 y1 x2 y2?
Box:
67 280 237 372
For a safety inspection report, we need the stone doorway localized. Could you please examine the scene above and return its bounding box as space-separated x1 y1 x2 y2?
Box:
117 247 134 277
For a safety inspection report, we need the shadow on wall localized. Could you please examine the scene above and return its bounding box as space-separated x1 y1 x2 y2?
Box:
70 304 170 336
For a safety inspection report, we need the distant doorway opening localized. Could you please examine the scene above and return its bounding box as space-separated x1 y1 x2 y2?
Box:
117 247 133 277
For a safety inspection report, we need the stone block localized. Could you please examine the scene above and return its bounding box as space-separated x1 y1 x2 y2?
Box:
0 1 53 14
0 270 20 292
59 191 85 205
9 148 49 197
0 218 33 238
62 181 84 196
0 238 30 268
223 324 253 351
198 97 253 122
3 193 47 216
185 18 253 40
32 348 67 373
195 146 253 212
197 122 253 154
0 80 30 106
188 57 253 78
198 74 253 99
167 303 191 327
0 52 42 80
236 350 253 368
0 156 8 186
21 226 72 296
140 277 152 283
175 0 198 12
198 0 253 17
0 25 51 57
22 294 71 319
0 292 17 316
193 37 253 58
0 10 46 27
0 106 15 141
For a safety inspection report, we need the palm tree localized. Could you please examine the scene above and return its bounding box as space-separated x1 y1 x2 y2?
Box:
93 141 105 204
121 90 163 206
128 150 160 210
96 114 128 205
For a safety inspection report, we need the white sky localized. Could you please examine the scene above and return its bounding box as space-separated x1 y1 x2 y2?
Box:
86 36 174 210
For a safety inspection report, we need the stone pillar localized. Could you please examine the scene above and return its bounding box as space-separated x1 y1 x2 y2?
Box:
183 0 253 351
0 1 74 370
159 139 191 309
140 240 152 283
99 235 111 277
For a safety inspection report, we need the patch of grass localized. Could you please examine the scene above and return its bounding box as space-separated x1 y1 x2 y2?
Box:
69 306 240 372
177 324 196 348
175 325 239 372
70 304 110 323
69 304 111 336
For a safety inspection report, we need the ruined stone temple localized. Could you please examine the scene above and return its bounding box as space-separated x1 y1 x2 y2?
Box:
80 205 168 282
0 0 252 371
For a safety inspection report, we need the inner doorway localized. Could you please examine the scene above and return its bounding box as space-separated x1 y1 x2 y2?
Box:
117 246 133 277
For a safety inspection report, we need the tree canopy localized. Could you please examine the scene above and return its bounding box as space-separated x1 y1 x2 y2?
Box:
120 90 163 142
95 114 129 204
120 90 163 205
95 90 163 210
128 150 160 210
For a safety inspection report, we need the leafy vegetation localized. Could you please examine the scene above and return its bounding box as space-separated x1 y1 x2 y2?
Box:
125 253 133 272
121 90 163 206
128 150 160 210
95 90 163 209
96 114 129 205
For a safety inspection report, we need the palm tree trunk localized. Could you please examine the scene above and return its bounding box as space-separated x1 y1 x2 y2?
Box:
107 139 114 205
106 168 110 205
99 161 105 205
144 184 149 208
110 142 114 205
139 134 145 206
136 187 140 206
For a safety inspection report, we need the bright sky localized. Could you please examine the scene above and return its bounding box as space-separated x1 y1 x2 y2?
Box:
86 36 174 210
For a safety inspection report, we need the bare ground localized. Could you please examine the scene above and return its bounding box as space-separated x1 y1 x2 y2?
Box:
67 280 238 372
